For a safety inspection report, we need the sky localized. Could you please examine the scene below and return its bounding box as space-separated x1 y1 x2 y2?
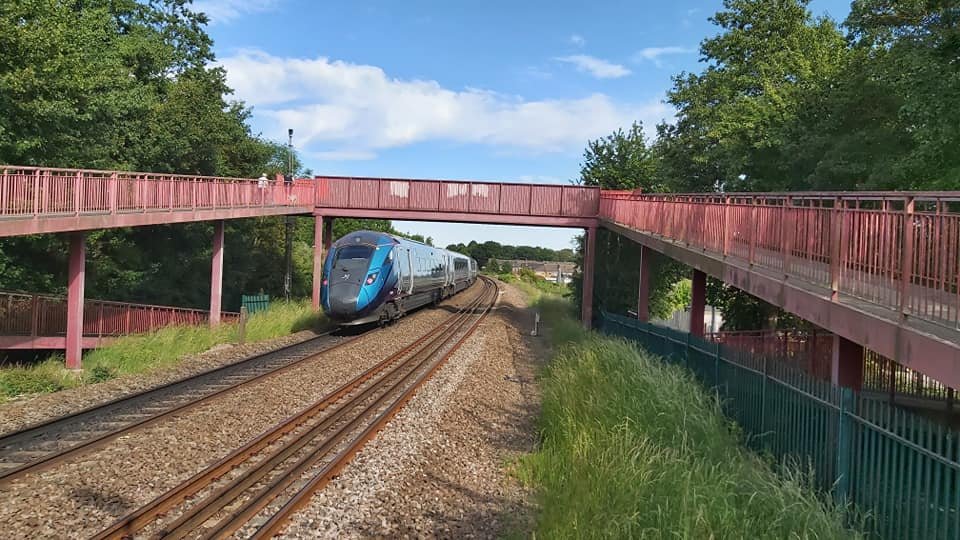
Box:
197 0 853 251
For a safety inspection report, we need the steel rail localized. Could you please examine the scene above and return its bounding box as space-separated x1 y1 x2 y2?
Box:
252 278 498 538
91 280 492 539
205 281 495 539
0 331 361 486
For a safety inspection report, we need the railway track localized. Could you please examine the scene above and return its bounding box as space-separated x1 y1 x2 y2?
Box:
0 329 364 485
93 276 498 540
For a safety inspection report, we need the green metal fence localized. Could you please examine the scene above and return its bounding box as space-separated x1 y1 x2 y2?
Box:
598 311 960 540
241 294 270 314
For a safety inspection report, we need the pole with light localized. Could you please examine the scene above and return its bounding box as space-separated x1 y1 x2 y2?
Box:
283 128 294 301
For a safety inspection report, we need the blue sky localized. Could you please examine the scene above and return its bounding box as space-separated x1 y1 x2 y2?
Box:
198 0 852 250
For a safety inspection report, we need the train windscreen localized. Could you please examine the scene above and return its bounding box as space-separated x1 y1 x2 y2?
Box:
333 245 373 265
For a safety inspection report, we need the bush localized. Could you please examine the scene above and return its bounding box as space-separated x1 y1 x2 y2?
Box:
0 362 70 398
519 298 855 539
0 300 326 401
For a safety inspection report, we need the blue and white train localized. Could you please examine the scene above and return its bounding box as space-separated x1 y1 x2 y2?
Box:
320 230 478 325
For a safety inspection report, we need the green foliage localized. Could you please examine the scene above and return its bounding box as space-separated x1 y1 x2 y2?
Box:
519 299 856 538
0 300 324 400
447 241 574 270
579 122 661 191
0 361 69 399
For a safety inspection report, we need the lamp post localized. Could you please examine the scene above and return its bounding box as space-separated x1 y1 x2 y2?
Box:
283 129 294 301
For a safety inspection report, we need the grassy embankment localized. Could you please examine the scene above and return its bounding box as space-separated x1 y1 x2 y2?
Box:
490 267 569 299
0 300 324 401
517 293 856 538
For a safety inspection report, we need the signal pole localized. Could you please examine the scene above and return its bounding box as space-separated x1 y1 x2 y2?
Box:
284 128 294 301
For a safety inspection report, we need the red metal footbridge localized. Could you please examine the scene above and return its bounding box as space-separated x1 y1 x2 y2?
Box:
1 164 958 395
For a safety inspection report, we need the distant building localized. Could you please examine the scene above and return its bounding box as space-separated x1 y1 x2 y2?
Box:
492 259 576 284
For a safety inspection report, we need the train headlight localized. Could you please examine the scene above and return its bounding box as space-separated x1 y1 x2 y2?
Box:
365 272 378 285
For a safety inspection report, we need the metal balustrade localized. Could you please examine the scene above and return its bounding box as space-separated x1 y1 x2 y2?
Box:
601 191 960 331
0 290 238 341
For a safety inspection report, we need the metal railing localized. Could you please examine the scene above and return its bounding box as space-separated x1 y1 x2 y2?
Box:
315 176 601 218
0 165 316 218
601 312 960 540
0 290 239 340
707 328 957 403
601 192 960 330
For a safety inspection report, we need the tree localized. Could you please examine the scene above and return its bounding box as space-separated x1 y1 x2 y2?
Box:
663 0 847 191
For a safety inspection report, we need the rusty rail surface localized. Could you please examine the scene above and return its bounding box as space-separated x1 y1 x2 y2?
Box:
94 277 497 539
602 191 960 331
0 290 238 340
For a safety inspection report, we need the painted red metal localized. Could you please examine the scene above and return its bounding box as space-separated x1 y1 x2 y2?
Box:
636 245 651 322
210 221 224 326
582 227 597 328
0 165 314 237
314 176 600 221
690 269 706 337
312 207 596 228
831 335 864 391
0 290 238 348
602 218 960 389
312 216 325 311
66 233 85 369
600 191 960 331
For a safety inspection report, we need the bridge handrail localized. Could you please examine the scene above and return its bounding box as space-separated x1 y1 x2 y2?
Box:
313 175 601 217
0 289 239 338
600 191 960 331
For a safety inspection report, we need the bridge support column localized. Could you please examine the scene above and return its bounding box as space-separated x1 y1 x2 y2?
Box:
209 220 224 327
690 269 706 337
312 216 325 311
636 246 651 322
831 335 864 391
65 232 86 370
581 226 597 329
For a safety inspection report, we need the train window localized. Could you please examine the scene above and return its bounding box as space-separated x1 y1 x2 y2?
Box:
334 245 372 264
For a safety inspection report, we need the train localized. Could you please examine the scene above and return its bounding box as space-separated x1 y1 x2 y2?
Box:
320 230 478 325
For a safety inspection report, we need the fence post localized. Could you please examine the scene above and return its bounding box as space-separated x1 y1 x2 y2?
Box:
782 196 793 276
830 197 844 301
30 295 39 337
898 196 915 318
749 200 758 265
238 306 248 344
722 196 731 257
833 387 854 505
760 354 768 436
33 169 41 215
74 171 83 215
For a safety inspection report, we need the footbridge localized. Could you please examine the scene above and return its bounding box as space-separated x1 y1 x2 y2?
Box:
1 165 958 395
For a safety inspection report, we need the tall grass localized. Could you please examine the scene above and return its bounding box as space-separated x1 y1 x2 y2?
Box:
0 300 325 401
519 297 856 539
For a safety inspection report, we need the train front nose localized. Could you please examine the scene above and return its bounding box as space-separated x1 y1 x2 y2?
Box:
327 283 362 319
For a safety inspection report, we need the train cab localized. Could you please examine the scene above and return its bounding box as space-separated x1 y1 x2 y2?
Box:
321 231 399 324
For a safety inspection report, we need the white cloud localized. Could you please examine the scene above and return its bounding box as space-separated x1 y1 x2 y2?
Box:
554 55 631 79
569 34 586 47
218 50 670 158
192 0 280 23
633 46 695 67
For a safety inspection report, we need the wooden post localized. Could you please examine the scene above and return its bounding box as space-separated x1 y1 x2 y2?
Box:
238 306 248 344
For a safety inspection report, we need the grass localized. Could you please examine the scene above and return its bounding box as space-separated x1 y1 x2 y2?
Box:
490 268 569 301
517 297 856 539
0 300 325 402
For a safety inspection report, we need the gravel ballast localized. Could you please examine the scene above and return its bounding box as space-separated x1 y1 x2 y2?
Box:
282 282 544 539
0 287 488 538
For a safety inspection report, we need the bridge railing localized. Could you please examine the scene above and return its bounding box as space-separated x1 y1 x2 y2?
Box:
601 191 960 330
0 165 316 218
0 290 239 339
314 176 600 217
708 328 956 402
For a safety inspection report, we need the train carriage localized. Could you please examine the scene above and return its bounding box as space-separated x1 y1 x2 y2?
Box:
320 230 477 325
